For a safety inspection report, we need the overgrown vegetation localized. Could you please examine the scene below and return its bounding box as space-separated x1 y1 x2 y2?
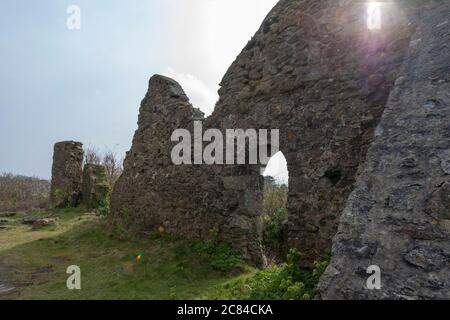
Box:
195 176 327 300
81 164 111 212
0 171 328 300
262 176 288 258
49 188 73 210
0 173 50 212
109 220 243 274
1 203 327 300
191 229 243 273
0 209 253 300
205 249 329 300
83 146 123 188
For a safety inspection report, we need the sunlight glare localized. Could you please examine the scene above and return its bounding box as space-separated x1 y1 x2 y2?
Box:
367 2 382 30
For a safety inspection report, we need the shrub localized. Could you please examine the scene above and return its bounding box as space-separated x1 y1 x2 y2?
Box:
262 182 288 254
222 248 329 300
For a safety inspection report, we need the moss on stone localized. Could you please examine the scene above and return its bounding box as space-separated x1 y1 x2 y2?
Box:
81 164 111 210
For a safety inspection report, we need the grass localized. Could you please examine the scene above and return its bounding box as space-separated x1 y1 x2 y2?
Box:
0 208 88 251
0 208 327 300
0 209 255 300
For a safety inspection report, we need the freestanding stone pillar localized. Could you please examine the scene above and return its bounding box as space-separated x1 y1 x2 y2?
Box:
49 141 84 208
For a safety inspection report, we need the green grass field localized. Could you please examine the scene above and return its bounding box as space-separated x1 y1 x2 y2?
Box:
0 209 326 300
0 209 258 300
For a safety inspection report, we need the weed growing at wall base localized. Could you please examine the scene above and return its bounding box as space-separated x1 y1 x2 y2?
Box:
207 249 329 300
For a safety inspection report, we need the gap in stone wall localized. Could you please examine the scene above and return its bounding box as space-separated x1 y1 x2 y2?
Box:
261 151 289 264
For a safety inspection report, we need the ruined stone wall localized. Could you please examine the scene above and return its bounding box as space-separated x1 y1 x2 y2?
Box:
81 164 110 209
50 141 84 208
110 75 265 263
206 0 420 265
111 0 447 276
318 1 450 299
111 77 219 250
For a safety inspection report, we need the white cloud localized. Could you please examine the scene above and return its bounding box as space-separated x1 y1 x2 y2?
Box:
160 0 279 114
163 67 218 115
162 1 287 184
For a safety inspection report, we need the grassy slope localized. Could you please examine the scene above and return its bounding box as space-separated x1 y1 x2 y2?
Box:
0 209 256 300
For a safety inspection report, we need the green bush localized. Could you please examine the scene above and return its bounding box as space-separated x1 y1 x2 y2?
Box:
262 182 288 253
222 248 329 300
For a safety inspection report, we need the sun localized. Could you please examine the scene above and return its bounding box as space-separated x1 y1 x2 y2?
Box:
367 2 382 30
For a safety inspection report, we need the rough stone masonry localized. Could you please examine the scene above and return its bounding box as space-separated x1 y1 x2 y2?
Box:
50 141 84 208
81 164 111 210
318 1 450 300
111 0 449 298
50 141 110 211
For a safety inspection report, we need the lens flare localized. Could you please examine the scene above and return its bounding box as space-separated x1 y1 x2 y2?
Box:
367 2 382 30
135 253 144 263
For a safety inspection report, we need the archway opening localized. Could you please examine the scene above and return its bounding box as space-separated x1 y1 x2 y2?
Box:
261 151 289 263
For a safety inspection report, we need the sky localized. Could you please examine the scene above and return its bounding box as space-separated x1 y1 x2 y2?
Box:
0 0 288 184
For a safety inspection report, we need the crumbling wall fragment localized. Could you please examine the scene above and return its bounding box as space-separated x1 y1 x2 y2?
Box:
82 164 110 209
110 75 264 263
49 141 84 208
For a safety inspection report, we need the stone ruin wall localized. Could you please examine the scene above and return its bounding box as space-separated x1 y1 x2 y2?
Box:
207 0 421 266
110 75 265 262
112 0 424 264
110 76 218 240
82 164 111 209
50 141 110 210
50 141 84 208
318 1 450 299
110 0 449 297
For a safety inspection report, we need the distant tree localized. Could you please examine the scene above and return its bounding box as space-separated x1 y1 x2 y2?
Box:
264 175 277 188
262 175 288 258
83 146 123 187
0 172 50 212
84 146 102 165
102 149 123 187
